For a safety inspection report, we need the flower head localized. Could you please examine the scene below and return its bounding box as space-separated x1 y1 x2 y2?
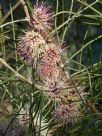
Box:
53 103 80 124
61 85 86 103
17 30 49 67
31 3 54 32
40 71 68 102
42 47 61 64
37 46 61 79
67 86 86 102
38 62 59 78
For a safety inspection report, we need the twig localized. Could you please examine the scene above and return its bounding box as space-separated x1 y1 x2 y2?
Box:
2 1 21 22
0 18 29 28
87 100 99 114
19 0 30 23
87 100 102 120
2 0 30 24
0 58 43 90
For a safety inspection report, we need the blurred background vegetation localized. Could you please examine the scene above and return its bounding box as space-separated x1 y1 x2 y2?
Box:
0 0 102 136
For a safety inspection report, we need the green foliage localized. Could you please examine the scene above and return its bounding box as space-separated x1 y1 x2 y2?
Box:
0 0 102 136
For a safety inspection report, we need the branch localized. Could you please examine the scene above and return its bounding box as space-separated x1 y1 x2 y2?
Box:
2 1 21 22
87 100 99 114
0 58 43 90
19 0 30 23
0 18 29 28
2 0 30 24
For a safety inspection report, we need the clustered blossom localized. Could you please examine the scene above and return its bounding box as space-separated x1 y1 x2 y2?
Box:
17 30 49 67
17 1 86 125
38 62 59 78
43 72 65 94
53 103 80 124
31 3 54 32
67 86 86 101
37 46 61 78
42 47 61 64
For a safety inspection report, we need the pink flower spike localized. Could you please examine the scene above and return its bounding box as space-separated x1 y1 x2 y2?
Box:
42 47 61 65
32 2 54 32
